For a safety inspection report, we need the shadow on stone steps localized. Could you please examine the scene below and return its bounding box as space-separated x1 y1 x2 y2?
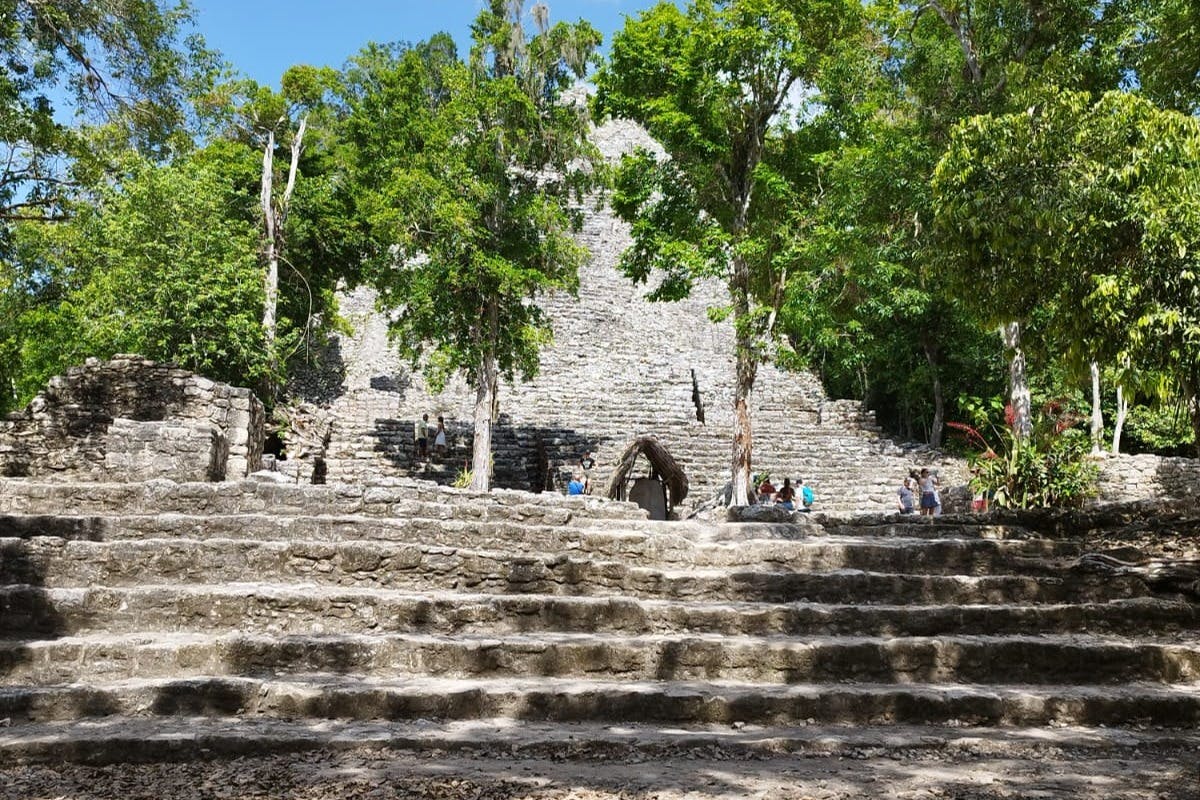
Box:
0 545 67 680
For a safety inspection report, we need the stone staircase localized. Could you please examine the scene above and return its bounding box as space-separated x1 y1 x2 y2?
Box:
1 479 1199 765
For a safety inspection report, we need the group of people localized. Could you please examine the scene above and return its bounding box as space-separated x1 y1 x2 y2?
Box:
414 413 448 460
897 468 941 515
756 475 814 512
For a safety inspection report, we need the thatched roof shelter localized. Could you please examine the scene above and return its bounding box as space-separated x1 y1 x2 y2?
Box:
605 435 689 510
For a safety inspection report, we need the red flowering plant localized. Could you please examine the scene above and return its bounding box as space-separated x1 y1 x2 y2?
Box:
950 398 1097 509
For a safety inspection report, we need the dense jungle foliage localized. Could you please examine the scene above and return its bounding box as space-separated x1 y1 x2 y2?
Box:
0 0 1198 496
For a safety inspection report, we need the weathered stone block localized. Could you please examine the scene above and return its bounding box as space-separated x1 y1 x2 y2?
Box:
104 418 227 482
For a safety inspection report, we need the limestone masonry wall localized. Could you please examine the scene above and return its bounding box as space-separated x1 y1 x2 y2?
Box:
0 355 264 481
1096 454 1200 502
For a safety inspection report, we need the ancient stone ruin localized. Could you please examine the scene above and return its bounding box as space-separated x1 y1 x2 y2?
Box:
282 117 1199 516
0 121 1198 796
0 355 264 483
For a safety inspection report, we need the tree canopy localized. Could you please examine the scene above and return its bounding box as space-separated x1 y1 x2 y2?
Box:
0 0 211 227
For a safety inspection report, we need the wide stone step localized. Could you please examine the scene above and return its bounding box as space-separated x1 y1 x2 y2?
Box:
0 514 1087 574
0 539 1149 604
5 632 1199 686
5 675 1200 727
5 586 1195 640
0 481 647 523
5 716 1199 768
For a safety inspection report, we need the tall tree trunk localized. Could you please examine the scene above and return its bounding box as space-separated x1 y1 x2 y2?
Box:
1000 321 1032 439
260 129 277 373
1192 398 1200 459
731 347 755 506
922 334 944 448
469 299 500 492
1112 382 1128 454
259 117 307 400
469 353 497 492
729 253 757 506
1089 361 1104 454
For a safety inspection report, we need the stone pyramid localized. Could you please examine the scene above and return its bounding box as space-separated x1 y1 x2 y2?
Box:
299 118 963 515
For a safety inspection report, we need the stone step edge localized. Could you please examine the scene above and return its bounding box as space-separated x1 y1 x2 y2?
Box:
1 540 1098 585
0 533 1088 569
3 717 1199 767
6 676 1200 728
0 510 1046 537
0 481 647 515
7 629 1200 650
0 512 1056 545
8 674 1200 701
5 583 1187 614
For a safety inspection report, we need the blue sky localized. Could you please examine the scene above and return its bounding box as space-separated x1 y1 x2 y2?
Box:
192 1 663 86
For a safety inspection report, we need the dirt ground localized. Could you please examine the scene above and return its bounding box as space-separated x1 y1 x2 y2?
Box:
3 743 1199 800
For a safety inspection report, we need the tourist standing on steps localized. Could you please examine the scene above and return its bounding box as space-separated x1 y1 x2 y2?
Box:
775 477 796 511
415 413 429 460
579 451 595 494
434 415 447 457
799 479 814 512
918 468 938 516
897 477 915 514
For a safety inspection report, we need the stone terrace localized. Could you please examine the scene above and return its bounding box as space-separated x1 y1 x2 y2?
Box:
1 478 1198 766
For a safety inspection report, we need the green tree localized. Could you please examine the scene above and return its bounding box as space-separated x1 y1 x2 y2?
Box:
826 0 1144 443
0 0 214 410
199 65 347 398
934 89 1200 454
5 152 263 401
347 2 601 491
0 0 211 227
594 0 861 505
776 31 1004 447
1122 0 1200 114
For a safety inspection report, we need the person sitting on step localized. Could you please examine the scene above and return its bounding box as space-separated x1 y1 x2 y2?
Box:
756 474 777 504
775 477 797 511
578 451 596 494
567 473 586 496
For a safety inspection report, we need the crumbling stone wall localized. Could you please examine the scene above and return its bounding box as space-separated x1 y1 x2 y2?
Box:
1097 454 1200 503
0 355 263 481
103 418 229 482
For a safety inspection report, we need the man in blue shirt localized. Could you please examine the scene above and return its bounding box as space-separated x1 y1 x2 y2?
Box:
567 474 586 495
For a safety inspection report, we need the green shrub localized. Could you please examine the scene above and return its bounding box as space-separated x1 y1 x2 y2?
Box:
1123 404 1195 456
950 401 1098 509
452 467 473 489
